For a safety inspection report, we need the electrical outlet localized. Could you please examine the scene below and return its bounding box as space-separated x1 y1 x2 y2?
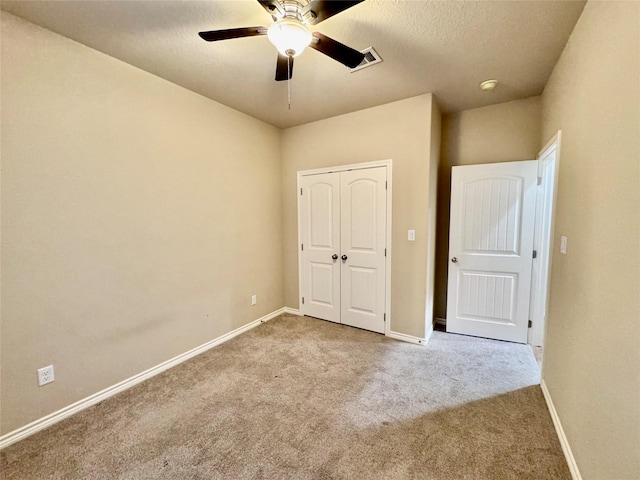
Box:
37 365 55 386
251 295 257 306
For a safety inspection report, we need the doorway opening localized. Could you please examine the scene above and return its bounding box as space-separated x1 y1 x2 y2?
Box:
528 131 562 355
444 132 561 350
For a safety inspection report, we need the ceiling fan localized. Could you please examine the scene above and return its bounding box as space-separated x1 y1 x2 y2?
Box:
198 0 365 81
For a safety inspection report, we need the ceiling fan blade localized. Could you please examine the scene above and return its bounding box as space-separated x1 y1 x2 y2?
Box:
198 27 267 42
309 32 365 69
257 0 284 20
275 54 294 81
302 0 364 25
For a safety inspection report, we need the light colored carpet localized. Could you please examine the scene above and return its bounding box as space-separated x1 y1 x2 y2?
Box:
1 314 570 479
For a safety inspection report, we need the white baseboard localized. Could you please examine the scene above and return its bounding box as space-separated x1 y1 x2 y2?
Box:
0 307 286 450
386 329 430 345
425 322 434 343
540 379 582 480
283 307 301 316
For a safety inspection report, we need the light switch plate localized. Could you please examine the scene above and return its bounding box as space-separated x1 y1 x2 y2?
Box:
408 230 415 241
560 236 567 254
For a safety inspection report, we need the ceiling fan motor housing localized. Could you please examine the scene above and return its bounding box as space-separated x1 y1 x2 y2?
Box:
281 0 305 21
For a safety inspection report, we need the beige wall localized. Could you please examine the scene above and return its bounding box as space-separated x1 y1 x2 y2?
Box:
435 97 542 319
281 94 439 339
540 2 640 478
0 14 283 434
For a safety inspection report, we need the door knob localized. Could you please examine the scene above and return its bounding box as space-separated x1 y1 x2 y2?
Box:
341 255 348 261
332 254 338 260
451 257 458 263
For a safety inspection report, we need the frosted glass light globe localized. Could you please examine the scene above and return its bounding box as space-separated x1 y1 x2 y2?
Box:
267 19 312 57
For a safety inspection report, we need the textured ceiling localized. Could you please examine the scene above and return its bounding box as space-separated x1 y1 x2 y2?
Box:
1 0 585 128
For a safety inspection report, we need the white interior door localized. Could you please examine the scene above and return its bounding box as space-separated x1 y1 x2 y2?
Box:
299 166 387 334
300 172 341 323
446 160 537 343
340 168 387 334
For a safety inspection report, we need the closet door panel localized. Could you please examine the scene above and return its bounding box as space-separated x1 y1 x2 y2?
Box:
340 167 387 333
300 173 341 323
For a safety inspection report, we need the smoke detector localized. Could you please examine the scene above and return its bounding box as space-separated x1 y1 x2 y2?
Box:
480 79 498 91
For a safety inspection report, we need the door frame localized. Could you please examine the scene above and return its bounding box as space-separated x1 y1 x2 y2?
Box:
297 159 393 335
528 131 562 347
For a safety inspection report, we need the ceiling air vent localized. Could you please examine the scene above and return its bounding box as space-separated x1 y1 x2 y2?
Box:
347 47 383 73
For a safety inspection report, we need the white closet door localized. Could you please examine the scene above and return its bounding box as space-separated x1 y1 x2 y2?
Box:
340 167 387 334
300 173 341 323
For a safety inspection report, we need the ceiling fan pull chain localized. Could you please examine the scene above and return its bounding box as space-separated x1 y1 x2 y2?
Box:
287 54 291 110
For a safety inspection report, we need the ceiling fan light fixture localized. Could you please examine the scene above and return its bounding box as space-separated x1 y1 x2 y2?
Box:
267 18 312 57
